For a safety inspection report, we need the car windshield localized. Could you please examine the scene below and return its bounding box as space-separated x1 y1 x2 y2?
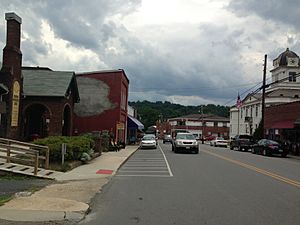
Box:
176 134 195 140
239 135 252 139
216 137 224 140
143 136 155 140
266 140 279 145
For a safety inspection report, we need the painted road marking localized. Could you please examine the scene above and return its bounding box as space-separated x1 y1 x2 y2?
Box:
158 144 173 177
116 143 173 177
202 149 300 189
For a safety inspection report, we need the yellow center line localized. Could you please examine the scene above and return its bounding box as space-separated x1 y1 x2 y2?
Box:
202 149 300 189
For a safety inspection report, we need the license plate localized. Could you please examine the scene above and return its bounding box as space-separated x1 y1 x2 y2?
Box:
278 149 283 152
186 147 190 149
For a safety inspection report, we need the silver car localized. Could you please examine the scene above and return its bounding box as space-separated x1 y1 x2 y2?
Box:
140 135 157 149
172 132 199 154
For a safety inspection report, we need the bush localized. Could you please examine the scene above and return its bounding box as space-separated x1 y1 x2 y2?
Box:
32 135 95 163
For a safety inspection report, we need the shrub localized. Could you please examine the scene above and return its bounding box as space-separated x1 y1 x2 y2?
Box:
32 135 95 163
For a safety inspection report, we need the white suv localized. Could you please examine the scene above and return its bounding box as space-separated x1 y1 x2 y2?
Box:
172 133 199 154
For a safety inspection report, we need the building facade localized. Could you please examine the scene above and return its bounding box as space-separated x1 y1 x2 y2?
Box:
265 101 300 143
73 70 129 144
168 114 230 139
0 13 80 140
230 48 300 137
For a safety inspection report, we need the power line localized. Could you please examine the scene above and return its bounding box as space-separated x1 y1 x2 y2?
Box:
129 81 263 93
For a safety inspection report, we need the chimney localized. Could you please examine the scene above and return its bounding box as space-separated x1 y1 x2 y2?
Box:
2 12 22 78
0 12 23 140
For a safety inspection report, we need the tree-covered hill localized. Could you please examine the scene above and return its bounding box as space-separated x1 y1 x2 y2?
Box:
129 101 230 130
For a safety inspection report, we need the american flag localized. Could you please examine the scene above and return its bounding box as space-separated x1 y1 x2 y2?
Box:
236 94 242 109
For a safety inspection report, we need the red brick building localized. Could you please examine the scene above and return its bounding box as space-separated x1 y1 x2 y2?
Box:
73 70 129 143
168 114 230 139
0 13 79 140
265 101 300 143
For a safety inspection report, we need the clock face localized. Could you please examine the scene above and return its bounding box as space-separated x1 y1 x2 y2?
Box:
287 57 298 66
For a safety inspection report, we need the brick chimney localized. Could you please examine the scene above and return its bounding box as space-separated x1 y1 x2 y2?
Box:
0 12 23 139
1 12 22 76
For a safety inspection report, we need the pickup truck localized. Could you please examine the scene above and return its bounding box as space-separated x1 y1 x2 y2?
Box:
230 134 254 151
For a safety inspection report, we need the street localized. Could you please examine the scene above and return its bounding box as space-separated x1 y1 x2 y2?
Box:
79 141 300 225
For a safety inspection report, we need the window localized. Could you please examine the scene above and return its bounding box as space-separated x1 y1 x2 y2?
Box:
255 105 258 117
295 95 299 98
178 121 185 126
289 72 297 82
214 122 218 127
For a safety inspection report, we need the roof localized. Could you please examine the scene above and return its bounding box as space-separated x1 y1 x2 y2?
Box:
169 114 229 122
22 68 79 101
274 48 299 66
76 69 129 84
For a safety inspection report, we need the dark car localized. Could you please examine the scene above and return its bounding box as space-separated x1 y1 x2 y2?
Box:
230 134 254 151
163 134 172 144
252 139 288 157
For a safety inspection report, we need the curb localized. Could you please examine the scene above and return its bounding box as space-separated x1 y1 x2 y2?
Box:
113 146 139 174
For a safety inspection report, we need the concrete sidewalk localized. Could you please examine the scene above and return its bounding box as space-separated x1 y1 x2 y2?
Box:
0 145 138 223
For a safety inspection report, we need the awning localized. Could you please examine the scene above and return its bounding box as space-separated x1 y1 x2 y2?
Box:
128 115 144 130
0 83 8 95
295 117 300 126
270 120 295 129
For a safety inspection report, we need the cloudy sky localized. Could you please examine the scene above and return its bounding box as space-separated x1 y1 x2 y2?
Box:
0 0 299 106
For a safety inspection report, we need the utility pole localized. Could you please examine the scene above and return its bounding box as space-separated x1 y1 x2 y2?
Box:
261 54 267 139
201 105 204 144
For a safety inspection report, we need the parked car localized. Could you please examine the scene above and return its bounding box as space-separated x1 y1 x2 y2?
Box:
140 134 157 149
230 134 254 151
210 137 228 147
252 139 288 157
204 135 217 141
172 132 199 154
163 134 172 144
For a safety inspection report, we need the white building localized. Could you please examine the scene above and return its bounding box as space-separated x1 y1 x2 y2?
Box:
230 48 300 137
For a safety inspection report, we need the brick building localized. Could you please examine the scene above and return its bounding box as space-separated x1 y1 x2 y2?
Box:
0 12 128 142
168 114 230 139
73 70 129 143
265 101 300 143
0 13 80 140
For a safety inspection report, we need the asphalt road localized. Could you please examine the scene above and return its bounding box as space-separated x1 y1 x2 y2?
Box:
79 141 300 225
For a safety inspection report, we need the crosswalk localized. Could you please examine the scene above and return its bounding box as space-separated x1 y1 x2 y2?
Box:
117 145 173 177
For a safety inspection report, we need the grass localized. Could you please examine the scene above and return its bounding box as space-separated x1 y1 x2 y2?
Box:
0 173 37 180
0 195 13 206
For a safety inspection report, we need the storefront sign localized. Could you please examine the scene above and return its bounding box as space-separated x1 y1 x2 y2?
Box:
11 81 20 127
117 122 125 130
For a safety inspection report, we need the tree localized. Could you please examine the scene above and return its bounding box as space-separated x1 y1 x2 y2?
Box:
253 120 263 141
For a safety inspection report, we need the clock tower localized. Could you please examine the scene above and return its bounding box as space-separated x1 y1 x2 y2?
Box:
267 48 300 104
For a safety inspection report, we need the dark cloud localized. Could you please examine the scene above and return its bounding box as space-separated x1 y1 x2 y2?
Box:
228 0 300 29
1 0 297 106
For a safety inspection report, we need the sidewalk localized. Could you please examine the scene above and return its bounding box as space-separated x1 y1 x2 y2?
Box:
0 145 139 223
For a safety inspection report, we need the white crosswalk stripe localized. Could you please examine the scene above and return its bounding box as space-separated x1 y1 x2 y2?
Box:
116 144 173 177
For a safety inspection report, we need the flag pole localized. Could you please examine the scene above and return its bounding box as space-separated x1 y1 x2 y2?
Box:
237 108 240 135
